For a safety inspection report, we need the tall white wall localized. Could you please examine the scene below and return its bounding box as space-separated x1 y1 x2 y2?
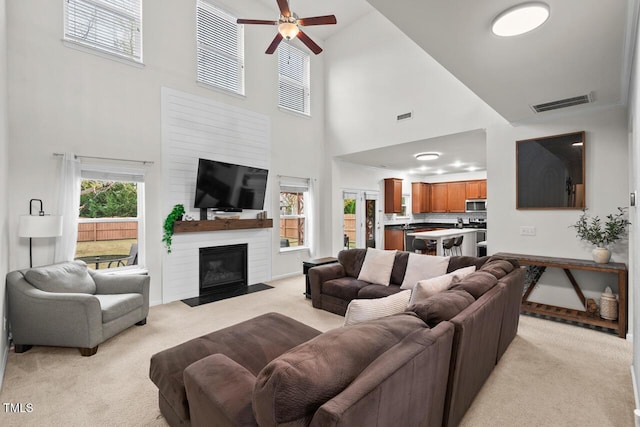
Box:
0 0 9 387
6 0 328 303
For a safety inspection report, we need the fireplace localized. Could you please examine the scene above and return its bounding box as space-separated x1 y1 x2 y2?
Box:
199 244 248 296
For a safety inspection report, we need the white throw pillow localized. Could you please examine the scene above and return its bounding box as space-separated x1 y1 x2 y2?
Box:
343 290 412 326
408 265 476 305
357 248 397 286
400 253 451 290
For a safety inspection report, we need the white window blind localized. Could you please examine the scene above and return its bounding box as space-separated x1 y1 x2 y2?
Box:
64 0 142 62
278 43 310 115
196 1 245 95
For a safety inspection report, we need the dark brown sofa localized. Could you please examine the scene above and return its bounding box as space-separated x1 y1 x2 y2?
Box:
150 312 455 427
309 249 491 316
149 252 524 427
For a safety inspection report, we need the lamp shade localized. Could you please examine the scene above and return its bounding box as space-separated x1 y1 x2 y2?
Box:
18 215 63 238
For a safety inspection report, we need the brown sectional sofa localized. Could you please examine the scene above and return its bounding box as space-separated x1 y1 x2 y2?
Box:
149 251 524 427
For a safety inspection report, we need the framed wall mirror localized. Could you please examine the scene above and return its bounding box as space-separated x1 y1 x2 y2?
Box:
516 131 585 209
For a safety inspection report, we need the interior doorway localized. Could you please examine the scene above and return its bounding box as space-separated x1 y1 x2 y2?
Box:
343 190 380 249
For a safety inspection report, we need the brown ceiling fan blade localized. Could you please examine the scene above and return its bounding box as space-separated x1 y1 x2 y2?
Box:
276 0 291 17
266 33 284 54
297 30 323 54
237 19 278 25
297 15 337 26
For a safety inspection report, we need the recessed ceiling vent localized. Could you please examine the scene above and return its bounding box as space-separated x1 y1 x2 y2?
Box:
531 93 593 113
397 111 413 121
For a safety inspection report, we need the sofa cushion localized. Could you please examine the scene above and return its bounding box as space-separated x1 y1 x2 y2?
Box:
479 259 516 279
400 253 450 290
323 277 371 301
344 290 411 326
408 265 476 305
447 256 491 273
357 284 404 299
337 249 367 278
357 248 397 286
407 290 475 327
252 312 427 427
449 271 498 299
24 261 96 294
94 293 143 323
390 251 410 285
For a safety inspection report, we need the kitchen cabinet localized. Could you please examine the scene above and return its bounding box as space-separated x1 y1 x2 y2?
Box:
430 183 448 212
431 182 466 213
411 182 431 213
447 182 467 212
384 228 405 251
384 178 403 213
466 179 487 199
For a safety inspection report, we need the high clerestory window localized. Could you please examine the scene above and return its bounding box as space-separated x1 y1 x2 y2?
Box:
196 1 245 95
64 0 143 63
278 42 310 115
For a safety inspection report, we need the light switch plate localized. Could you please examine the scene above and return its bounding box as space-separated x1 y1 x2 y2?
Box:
520 226 536 236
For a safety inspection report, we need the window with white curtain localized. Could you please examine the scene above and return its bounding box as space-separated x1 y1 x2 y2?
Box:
196 1 245 95
278 42 310 115
75 166 145 270
279 176 311 250
64 0 143 63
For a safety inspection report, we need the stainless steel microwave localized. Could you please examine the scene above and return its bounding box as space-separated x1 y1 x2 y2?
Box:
465 199 487 212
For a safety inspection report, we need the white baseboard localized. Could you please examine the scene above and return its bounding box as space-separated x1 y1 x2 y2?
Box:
269 272 303 281
150 299 163 307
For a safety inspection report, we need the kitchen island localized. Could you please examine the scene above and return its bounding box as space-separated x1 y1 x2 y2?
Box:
408 228 478 256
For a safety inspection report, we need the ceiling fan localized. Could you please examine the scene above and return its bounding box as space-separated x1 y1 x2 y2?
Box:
237 0 337 55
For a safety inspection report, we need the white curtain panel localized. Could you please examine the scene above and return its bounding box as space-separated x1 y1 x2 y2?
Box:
54 153 81 263
307 177 316 257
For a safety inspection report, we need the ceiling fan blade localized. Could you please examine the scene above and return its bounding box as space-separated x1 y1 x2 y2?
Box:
297 30 323 54
297 15 337 26
276 0 291 17
266 33 284 54
237 19 278 25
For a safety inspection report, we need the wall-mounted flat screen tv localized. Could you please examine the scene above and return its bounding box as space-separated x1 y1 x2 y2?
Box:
194 158 268 211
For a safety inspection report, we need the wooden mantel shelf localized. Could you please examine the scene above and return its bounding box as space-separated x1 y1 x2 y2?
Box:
173 219 273 233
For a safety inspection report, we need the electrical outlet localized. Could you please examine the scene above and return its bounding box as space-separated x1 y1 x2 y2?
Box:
520 226 536 236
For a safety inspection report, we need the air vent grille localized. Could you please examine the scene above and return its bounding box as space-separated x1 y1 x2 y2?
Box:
397 112 413 121
531 93 593 113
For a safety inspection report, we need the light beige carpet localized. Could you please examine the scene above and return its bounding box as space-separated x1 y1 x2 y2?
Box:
0 275 634 426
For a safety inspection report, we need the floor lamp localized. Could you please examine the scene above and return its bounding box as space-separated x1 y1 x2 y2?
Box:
18 199 63 268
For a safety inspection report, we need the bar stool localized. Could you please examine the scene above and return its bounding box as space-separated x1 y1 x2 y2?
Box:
413 239 437 255
453 235 464 256
442 238 455 256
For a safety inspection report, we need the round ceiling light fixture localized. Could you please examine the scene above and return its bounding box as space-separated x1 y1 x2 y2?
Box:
492 2 550 37
414 152 440 161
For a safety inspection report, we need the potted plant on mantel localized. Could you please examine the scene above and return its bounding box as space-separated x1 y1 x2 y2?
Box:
163 204 185 254
570 207 631 263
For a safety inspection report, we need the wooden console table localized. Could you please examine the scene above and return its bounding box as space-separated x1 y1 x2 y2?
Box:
494 252 628 338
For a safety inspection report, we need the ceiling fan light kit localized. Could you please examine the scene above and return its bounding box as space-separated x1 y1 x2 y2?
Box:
492 2 550 37
237 0 336 54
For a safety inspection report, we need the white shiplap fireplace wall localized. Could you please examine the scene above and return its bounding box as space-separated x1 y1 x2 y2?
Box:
161 87 272 303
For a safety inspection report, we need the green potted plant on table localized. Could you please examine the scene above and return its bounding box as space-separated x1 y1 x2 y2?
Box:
163 204 185 254
570 207 630 263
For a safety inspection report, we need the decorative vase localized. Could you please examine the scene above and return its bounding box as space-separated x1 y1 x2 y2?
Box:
592 247 611 264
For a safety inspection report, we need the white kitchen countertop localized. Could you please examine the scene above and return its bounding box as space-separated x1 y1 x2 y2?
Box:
408 228 478 238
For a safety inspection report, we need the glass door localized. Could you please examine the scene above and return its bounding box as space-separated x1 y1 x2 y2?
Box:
343 190 380 249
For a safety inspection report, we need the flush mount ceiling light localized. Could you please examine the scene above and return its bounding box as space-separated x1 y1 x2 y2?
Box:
492 2 550 37
414 152 440 161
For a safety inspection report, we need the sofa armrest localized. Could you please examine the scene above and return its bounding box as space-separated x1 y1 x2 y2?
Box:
310 322 454 427
7 272 103 347
91 272 150 319
309 263 346 308
184 354 258 427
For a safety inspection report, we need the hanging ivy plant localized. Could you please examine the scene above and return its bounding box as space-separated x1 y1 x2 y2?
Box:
163 204 185 253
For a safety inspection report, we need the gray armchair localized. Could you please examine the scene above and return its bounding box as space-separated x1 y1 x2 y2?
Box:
6 260 149 356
